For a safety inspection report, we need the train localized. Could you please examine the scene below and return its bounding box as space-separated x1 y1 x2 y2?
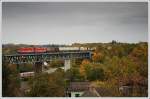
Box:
17 47 95 54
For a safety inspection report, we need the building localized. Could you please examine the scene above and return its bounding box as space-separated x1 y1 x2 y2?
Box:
66 82 100 97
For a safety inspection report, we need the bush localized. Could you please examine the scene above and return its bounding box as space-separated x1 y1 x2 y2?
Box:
87 67 105 81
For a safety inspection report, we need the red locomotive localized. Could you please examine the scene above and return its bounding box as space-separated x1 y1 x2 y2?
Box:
17 47 59 54
18 47 34 53
34 47 47 53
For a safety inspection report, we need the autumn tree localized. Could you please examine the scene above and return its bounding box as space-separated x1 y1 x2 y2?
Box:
65 67 83 81
27 69 65 97
92 52 104 63
2 61 21 96
129 42 148 78
87 67 105 81
49 60 64 68
79 59 91 79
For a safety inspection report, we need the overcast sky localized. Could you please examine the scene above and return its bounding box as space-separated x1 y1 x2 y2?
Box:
2 2 148 45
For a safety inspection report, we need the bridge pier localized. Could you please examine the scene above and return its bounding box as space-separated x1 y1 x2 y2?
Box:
16 63 20 72
64 59 71 71
34 61 43 73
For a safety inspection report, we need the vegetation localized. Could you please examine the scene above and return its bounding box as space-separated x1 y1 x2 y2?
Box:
2 62 21 96
2 41 148 97
19 63 33 72
27 68 65 97
71 41 148 96
49 60 64 68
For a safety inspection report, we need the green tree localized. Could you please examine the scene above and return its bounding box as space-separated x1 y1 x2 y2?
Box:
50 60 64 68
2 62 21 96
28 69 65 97
19 63 33 72
65 67 83 81
87 67 105 81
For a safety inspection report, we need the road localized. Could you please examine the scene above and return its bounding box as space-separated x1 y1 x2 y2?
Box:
43 67 64 74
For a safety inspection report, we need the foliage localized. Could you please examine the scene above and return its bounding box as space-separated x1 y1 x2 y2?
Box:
129 42 148 78
92 52 104 63
87 67 105 81
79 59 91 79
19 63 33 72
27 69 65 97
2 62 21 96
49 60 64 68
79 59 105 81
65 67 83 81
2 42 148 97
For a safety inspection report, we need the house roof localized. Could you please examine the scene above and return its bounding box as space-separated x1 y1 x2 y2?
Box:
67 82 90 92
94 87 115 97
81 90 99 97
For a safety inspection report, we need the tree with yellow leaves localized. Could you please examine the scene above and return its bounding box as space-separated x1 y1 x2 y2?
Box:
92 52 104 63
79 59 91 79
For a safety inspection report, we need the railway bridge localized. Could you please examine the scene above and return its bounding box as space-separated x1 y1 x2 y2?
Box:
2 51 92 73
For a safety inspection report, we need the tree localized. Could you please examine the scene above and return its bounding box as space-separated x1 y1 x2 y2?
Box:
19 63 33 72
27 70 65 97
2 61 21 96
79 59 91 79
104 56 137 81
49 60 64 68
92 52 104 63
111 40 117 44
87 67 105 81
129 43 148 78
65 67 83 81
105 56 121 78
79 59 105 81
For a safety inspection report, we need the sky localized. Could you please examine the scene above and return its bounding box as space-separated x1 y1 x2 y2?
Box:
2 2 148 45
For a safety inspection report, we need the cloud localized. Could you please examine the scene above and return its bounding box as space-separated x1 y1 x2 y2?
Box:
2 2 148 44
